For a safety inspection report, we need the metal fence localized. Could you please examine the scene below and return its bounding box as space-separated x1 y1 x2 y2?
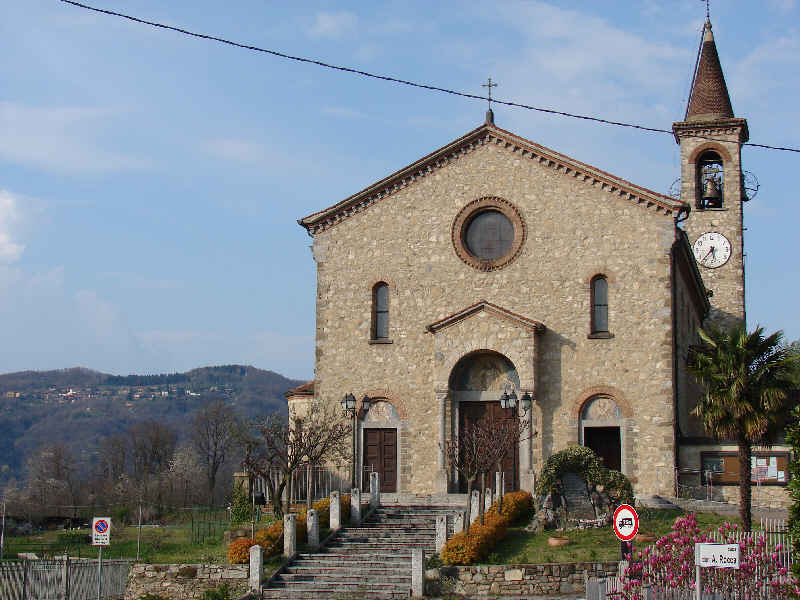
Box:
189 508 230 545
675 469 791 508
253 464 367 505
0 558 132 600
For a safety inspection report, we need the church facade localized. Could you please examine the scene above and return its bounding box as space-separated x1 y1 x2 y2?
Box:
286 21 792 505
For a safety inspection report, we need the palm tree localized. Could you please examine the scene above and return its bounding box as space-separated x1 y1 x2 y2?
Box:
688 324 798 530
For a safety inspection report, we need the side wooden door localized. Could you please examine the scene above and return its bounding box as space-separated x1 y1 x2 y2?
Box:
363 428 397 492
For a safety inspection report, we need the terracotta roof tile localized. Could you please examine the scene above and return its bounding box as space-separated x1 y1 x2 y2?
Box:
285 381 314 398
686 23 734 121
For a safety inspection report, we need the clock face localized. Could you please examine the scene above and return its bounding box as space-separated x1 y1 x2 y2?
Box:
693 232 731 269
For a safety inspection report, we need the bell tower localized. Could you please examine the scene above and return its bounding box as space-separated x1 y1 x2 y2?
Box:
673 19 748 328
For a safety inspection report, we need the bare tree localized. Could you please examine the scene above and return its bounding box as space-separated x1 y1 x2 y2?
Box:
168 445 203 507
129 421 177 505
191 401 240 507
300 404 350 508
443 412 531 533
97 433 128 480
243 406 351 518
443 422 483 533
25 444 80 513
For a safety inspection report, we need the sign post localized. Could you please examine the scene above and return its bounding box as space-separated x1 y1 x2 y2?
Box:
612 504 639 567
92 518 111 600
694 542 740 600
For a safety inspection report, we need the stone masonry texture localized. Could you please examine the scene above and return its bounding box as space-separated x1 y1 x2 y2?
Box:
307 131 681 498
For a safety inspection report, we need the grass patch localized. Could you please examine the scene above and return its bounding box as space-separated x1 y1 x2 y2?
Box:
487 509 741 564
3 525 229 564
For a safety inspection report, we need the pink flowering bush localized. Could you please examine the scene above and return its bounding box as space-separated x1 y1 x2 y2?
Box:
618 513 798 600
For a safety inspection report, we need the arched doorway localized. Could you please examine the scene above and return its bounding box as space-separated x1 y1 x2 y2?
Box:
579 395 623 472
449 351 521 492
361 399 400 493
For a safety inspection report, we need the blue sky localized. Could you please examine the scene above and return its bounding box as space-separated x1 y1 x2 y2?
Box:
1 1 798 380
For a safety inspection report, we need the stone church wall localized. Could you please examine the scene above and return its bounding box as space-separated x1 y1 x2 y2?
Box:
311 140 679 497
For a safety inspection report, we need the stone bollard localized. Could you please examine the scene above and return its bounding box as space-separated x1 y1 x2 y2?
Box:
470 490 480 522
249 544 264 591
411 547 424 597
435 514 447 552
307 509 319 550
369 472 381 508
351 488 361 525
330 491 341 530
495 472 503 503
453 511 465 533
283 514 296 558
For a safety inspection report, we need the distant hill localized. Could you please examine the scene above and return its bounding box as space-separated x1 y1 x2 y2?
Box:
0 365 304 487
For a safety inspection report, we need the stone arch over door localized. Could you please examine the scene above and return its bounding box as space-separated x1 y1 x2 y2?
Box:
360 397 402 493
446 350 533 493
426 301 543 493
574 389 631 477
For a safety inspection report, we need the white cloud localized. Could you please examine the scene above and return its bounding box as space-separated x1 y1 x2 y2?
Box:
0 190 25 264
308 11 358 39
0 102 150 173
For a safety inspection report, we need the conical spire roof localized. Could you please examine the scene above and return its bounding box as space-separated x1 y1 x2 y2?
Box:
686 21 734 121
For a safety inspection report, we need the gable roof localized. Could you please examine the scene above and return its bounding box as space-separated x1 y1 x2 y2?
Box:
285 380 314 398
426 300 545 335
299 123 686 236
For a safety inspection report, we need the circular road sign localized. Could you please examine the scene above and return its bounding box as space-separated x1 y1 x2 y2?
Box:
94 519 109 534
613 504 639 541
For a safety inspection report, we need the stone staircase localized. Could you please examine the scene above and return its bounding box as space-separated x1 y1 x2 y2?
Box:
261 505 455 599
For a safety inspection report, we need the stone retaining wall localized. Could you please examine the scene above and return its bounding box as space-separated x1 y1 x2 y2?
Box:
125 563 249 600
427 561 620 597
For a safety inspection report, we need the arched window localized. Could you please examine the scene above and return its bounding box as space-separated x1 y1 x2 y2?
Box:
590 275 609 335
372 282 389 340
697 150 724 209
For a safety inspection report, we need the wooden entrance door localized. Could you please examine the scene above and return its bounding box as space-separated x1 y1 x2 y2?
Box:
363 428 397 492
458 401 519 492
583 426 621 472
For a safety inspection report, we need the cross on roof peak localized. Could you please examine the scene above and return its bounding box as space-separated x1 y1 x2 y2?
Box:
482 77 498 108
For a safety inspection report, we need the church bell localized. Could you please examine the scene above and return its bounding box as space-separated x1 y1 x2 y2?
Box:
702 178 721 208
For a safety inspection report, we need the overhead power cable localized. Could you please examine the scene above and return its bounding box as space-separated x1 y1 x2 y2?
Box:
59 0 799 154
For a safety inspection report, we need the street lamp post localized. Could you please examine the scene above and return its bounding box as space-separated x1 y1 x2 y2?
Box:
341 393 372 490
341 393 357 488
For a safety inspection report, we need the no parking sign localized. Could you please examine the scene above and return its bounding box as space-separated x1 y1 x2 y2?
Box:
92 517 111 546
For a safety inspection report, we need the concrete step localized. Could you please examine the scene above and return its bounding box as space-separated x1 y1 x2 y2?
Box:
278 572 411 584
261 505 449 599
262 589 408 599
286 565 410 575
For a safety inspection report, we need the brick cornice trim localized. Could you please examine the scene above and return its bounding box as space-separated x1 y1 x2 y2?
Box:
363 388 408 420
299 125 684 235
582 269 617 285
367 276 397 292
451 196 526 272
571 386 632 420
672 118 749 144
426 300 545 334
687 141 734 164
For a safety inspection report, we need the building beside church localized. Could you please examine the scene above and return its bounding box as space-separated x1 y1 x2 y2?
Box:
286 20 792 505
